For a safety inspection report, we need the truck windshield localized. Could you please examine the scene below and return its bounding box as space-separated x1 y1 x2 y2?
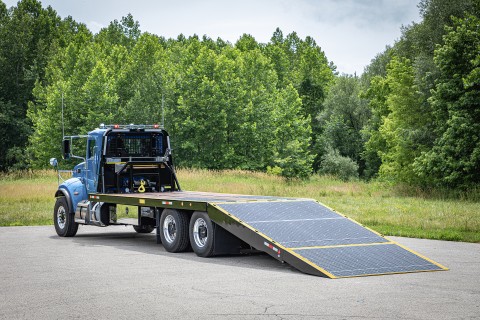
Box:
106 133 164 157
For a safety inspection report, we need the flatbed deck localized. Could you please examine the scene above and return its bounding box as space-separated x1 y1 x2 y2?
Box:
89 190 305 212
92 190 297 202
89 190 448 278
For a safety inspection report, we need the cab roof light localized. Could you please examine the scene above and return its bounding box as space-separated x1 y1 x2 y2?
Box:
99 124 164 130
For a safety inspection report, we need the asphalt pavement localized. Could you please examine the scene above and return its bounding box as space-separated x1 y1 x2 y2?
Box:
0 225 478 320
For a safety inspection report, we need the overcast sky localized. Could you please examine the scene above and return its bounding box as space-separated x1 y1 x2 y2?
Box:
4 0 421 75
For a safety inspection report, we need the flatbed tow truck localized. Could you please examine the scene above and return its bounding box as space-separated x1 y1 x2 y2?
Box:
51 124 447 278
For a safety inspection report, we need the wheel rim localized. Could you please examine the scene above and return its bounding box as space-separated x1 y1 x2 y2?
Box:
163 215 176 243
193 218 208 248
57 205 66 229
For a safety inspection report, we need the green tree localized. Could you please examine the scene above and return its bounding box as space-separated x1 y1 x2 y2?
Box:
265 30 334 122
377 57 429 183
79 59 119 131
0 0 61 169
28 41 99 167
318 148 359 181
264 29 334 170
0 0 92 170
361 47 393 88
0 99 30 169
235 34 259 51
317 75 369 173
25 13 322 178
231 47 279 170
361 75 390 179
272 85 314 180
360 0 480 183
414 16 480 187
172 46 230 169
95 13 140 50
118 33 168 123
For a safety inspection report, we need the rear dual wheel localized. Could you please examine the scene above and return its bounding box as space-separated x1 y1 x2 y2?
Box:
189 211 215 257
160 209 190 252
159 209 215 257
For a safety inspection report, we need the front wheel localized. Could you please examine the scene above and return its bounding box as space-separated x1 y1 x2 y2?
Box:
189 211 215 257
160 209 190 252
54 196 78 237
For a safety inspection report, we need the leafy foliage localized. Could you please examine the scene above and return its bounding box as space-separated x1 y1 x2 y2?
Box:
360 0 480 188
361 75 391 179
21 7 328 179
318 149 359 181
414 15 480 187
0 0 91 170
377 57 429 183
2 0 480 188
317 75 369 173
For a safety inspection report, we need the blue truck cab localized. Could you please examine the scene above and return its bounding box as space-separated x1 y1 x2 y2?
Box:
51 124 180 237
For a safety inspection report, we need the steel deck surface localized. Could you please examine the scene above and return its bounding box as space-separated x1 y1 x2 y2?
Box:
215 200 447 278
104 191 296 203
294 243 445 277
218 201 388 247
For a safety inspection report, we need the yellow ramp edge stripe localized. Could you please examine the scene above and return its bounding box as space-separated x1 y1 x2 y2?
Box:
211 203 338 279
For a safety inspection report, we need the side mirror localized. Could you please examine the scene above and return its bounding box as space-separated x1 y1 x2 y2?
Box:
49 158 58 167
62 139 71 160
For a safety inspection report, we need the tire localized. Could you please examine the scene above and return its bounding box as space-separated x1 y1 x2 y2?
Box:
189 211 215 257
160 209 190 252
133 225 155 233
54 196 78 237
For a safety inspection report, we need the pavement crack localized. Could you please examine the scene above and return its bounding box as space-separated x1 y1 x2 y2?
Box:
263 304 275 314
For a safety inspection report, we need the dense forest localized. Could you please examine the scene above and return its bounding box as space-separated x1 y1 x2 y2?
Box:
0 0 479 188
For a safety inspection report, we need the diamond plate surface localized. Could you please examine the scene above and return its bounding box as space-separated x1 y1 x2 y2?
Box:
294 243 444 277
217 201 386 247
249 219 388 247
218 200 340 222
216 200 445 277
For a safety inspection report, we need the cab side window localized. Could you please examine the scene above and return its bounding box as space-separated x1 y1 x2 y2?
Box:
87 139 96 159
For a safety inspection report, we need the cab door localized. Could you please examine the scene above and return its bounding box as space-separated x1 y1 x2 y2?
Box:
86 137 100 193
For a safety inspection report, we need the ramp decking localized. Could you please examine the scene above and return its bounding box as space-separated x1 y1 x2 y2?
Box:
92 191 448 278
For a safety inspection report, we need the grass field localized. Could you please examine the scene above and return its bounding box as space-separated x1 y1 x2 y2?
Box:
1 169 479 242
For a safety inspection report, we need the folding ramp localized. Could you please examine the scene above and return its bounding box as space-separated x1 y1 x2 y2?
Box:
208 198 448 278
